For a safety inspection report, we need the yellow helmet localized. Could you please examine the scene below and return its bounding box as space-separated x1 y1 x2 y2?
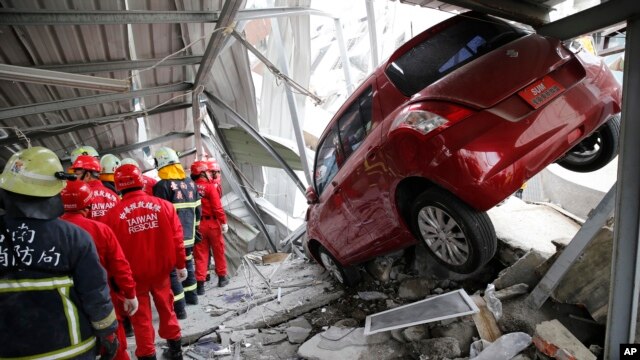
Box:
120 157 140 168
0 147 65 197
100 154 120 174
70 145 99 163
154 147 180 169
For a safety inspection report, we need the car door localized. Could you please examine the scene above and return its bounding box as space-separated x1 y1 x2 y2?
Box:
311 124 359 260
335 83 401 262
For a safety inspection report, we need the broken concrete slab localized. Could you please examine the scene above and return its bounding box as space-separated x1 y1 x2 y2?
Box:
494 283 529 301
551 227 613 324
365 256 394 283
488 198 579 265
411 337 461 360
397 277 435 300
261 331 287 345
473 332 532 360
402 325 429 342
357 291 388 301
298 327 409 360
533 320 596 360
223 284 344 330
431 321 477 356
287 326 312 344
493 250 546 290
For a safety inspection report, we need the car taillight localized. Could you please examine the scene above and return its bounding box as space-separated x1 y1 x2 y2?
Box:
391 102 474 135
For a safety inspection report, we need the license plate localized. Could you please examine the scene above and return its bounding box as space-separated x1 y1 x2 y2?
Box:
518 76 565 109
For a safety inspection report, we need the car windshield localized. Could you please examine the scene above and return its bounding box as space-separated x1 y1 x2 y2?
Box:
385 14 526 96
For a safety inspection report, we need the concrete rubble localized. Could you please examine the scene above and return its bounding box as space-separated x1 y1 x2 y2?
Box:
130 198 609 359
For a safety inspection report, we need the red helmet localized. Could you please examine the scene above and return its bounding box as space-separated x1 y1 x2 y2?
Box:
61 180 93 211
208 159 221 172
190 160 210 176
72 155 101 172
115 164 144 191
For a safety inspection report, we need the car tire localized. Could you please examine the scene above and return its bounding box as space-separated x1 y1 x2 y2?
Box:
410 188 496 274
317 246 361 286
557 115 620 173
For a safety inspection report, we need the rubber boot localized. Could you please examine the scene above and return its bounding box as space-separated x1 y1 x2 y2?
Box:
218 275 230 287
163 338 183 360
196 281 205 296
123 316 134 338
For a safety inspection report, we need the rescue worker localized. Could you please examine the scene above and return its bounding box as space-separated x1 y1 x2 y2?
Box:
61 180 138 360
121 157 158 196
71 154 119 222
191 160 230 292
208 159 223 197
153 147 201 317
103 164 187 360
0 146 119 359
68 145 100 173
100 154 121 194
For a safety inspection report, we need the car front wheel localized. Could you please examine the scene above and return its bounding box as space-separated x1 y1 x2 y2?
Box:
411 188 496 274
557 115 620 173
317 246 361 286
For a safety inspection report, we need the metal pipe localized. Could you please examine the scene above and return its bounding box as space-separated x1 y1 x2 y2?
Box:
365 0 379 68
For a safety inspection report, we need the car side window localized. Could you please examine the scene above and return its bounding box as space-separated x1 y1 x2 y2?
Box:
338 86 374 161
314 126 341 195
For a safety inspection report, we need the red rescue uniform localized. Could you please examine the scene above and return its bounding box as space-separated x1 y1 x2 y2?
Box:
87 179 120 222
61 213 136 360
142 175 158 196
194 178 228 280
103 190 185 358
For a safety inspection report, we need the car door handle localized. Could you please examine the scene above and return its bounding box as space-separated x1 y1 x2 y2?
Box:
366 146 380 160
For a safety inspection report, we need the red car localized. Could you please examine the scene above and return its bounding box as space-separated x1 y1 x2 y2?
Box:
304 12 622 284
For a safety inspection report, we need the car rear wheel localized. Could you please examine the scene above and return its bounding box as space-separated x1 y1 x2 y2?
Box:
411 188 496 274
317 246 361 286
557 115 620 173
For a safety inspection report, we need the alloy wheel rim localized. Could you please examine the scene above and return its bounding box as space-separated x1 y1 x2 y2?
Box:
320 252 344 283
418 206 470 266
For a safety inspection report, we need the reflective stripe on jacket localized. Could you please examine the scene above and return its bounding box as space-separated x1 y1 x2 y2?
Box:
0 217 116 358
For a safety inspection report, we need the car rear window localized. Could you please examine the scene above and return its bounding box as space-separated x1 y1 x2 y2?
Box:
385 14 526 96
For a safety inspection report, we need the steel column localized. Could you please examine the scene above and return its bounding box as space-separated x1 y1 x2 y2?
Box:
193 0 242 89
334 18 354 94
605 15 640 360
202 113 278 252
365 0 379 68
270 19 313 186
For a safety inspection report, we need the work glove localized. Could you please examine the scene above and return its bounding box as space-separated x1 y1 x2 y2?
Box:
98 332 119 360
123 297 139 316
177 268 188 282
194 226 202 244
221 223 229 234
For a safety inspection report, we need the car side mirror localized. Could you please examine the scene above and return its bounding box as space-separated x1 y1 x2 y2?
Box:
305 186 319 204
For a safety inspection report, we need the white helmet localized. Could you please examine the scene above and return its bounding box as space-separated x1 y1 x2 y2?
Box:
154 147 180 169
120 157 140 168
100 154 120 174
70 145 99 163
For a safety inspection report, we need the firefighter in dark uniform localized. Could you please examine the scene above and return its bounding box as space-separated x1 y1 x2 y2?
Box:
153 147 201 318
0 146 119 359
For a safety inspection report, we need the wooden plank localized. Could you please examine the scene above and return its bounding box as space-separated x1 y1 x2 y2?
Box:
471 295 502 342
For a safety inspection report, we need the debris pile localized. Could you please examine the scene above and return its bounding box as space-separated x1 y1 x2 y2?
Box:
137 200 614 360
